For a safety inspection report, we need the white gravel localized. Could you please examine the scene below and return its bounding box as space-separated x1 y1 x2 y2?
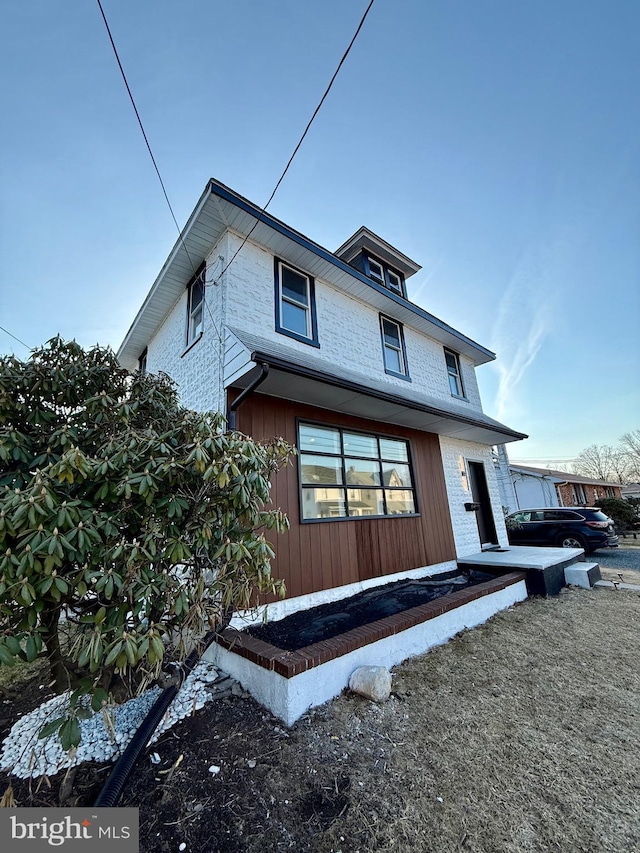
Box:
0 660 224 779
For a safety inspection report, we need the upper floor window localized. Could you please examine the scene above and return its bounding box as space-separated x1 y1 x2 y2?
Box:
298 422 417 521
380 316 409 379
444 349 465 398
138 349 147 376
364 255 406 297
274 259 319 347
187 268 205 344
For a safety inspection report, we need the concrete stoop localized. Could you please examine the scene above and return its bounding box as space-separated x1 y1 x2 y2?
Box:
457 545 584 597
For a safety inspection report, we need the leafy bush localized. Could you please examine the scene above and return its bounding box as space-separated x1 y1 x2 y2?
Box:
592 497 637 531
0 338 292 748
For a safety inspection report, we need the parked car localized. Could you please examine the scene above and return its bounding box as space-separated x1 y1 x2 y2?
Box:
505 507 619 553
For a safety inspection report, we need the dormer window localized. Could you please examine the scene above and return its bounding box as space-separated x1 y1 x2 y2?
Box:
364 255 406 297
334 227 420 298
367 257 384 286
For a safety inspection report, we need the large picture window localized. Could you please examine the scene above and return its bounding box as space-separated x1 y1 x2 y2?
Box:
275 259 319 346
298 423 417 521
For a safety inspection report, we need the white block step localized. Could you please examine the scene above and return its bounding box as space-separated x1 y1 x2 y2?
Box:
564 562 601 589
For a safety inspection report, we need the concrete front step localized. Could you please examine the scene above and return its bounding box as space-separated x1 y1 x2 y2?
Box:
458 546 585 597
564 562 601 589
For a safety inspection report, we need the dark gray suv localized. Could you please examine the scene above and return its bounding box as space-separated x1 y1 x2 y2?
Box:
505 507 619 553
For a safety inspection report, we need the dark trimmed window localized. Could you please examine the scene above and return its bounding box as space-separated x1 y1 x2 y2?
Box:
445 349 465 398
138 349 147 376
186 267 205 344
275 259 319 346
364 255 406 297
380 316 409 379
298 423 417 521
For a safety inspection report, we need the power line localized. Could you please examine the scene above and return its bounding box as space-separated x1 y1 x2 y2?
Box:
96 0 375 344
95 0 197 276
212 0 376 285
0 325 31 351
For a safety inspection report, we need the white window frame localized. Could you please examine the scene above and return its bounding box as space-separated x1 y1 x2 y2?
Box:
445 349 465 398
367 258 385 285
187 272 204 344
385 269 403 294
380 316 408 377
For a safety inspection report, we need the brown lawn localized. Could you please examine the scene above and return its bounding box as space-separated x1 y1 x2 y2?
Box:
2 586 639 853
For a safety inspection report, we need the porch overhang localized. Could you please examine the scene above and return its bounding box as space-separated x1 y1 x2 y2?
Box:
230 350 527 446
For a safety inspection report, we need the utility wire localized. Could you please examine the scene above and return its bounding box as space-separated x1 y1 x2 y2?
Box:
212 0 376 285
96 0 375 342
95 0 197 275
0 325 32 351
95 0 225 342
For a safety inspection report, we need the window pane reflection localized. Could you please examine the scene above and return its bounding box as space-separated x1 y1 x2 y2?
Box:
345 459 380 486
347 489 384 517
300 454 343 485
381 462 412 487
342 432 377 458
379 438 408 462
301 488 346 519
299 425 341 454
385 490 415 514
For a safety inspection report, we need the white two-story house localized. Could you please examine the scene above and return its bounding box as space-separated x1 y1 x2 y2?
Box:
118 178 526 608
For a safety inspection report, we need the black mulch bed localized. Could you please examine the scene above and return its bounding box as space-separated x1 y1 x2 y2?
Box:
248 569 496 651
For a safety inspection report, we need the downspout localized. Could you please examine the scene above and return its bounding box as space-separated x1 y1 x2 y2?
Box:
227 362 269 431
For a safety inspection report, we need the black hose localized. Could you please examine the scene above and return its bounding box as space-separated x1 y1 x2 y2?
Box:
94 631 216 807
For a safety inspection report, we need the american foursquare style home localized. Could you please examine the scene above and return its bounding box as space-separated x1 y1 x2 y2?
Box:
118 179 531 721
118 178 527 606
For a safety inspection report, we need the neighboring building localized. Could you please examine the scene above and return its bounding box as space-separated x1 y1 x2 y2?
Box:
118 179 526 609
621 483 640 501
494 448 622 511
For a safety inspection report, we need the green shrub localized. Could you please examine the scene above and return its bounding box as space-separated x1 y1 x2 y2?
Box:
0 338 293 749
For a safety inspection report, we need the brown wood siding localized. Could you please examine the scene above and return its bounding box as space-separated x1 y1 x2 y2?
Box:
232 392 456 598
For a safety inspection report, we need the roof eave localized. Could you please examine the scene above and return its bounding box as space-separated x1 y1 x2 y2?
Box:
239 349 527 446
118 179 497 369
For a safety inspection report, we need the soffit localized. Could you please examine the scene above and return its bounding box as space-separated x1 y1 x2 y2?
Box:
228 329 527 447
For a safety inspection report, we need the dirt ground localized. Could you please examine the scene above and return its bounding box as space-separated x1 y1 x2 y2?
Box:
2 586 639 853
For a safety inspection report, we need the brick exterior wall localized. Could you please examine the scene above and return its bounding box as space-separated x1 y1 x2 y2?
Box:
557 482 622 506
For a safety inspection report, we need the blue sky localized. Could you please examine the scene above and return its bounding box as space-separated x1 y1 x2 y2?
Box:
1 0 638 465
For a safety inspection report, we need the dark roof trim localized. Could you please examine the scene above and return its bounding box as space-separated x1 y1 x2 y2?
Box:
248 347 527 442
208 179 495 362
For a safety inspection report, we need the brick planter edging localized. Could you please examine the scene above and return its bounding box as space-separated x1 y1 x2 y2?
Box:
215 572 526 678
